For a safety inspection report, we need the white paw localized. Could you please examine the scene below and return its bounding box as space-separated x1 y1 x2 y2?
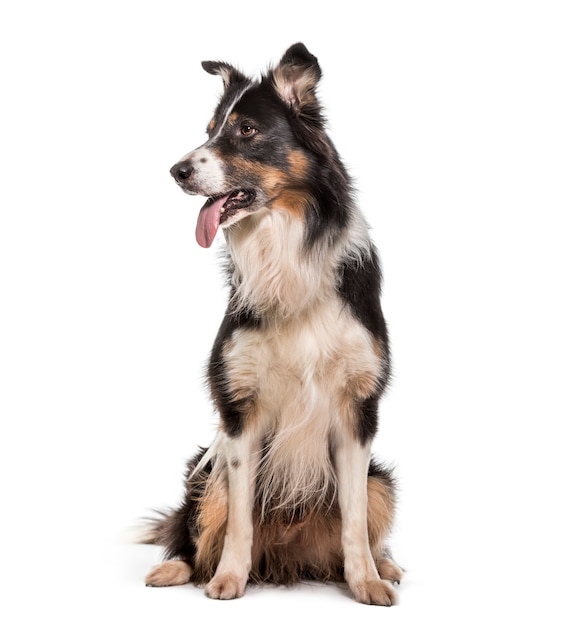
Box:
205 572 247 600
350 578 397 606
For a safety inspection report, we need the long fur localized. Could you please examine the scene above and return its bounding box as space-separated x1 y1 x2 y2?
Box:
142 43 403 605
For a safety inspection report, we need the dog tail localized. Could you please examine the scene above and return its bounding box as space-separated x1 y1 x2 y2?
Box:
127 510 172 546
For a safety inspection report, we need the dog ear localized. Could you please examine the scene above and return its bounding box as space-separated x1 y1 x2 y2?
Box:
202 61 247 88
271 43 322 114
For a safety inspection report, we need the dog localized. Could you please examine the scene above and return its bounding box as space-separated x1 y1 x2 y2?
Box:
142 43 402 605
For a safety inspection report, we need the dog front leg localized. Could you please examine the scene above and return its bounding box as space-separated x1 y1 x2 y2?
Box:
335 437 397 606
205 431 257 600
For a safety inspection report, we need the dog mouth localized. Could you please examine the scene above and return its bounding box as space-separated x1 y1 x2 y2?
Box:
196 189 256 248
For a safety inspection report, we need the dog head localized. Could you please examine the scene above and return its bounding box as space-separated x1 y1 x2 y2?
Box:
170 43 327 248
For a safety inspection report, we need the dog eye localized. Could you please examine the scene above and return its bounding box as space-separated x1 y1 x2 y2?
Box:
240 124 257 137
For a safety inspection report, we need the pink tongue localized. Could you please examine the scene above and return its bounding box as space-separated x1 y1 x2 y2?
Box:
195 194 230 248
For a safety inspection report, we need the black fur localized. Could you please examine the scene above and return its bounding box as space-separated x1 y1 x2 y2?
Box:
208 298 260 437
150 448 209 564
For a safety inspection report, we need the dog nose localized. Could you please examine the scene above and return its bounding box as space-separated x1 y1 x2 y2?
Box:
171 162 194 182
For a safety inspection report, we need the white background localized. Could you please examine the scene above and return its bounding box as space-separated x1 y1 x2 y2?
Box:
1 1 571 623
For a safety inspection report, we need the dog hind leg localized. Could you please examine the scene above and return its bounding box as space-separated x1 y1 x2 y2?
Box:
142 494 199 587
375 554 404 585
366 471 404 585
145 560 193 587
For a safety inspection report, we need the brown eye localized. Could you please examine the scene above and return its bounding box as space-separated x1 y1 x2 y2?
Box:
240 124 257 137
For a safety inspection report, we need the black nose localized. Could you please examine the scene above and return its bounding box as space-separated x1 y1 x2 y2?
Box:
170 162 194 182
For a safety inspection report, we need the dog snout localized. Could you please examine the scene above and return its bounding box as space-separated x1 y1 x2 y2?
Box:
170 161 194 183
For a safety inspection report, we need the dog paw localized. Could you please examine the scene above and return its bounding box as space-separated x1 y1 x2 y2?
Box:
145 560 192 587
350 578 397 606
205 572 247 600
376 557 404 584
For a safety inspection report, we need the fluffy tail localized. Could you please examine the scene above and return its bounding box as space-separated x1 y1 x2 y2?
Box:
127 511 171 545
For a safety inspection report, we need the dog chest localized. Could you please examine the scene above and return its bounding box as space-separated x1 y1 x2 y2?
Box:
221 300 383 426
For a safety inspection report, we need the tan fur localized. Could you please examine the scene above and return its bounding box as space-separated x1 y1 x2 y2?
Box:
208 149 311 220
286 149 310 178
217 152 311 220
194 474 228 579
269 188 310 218
218 154 287 186
189 475 399 586
366 477 395 549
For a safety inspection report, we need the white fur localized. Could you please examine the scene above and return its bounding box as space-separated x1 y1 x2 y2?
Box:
225 205 372 319
334 436 393 604
204 430 259 599
202 202 389 599
179 146 226 196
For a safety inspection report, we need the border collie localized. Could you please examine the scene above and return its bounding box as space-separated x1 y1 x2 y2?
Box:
142 43 402 605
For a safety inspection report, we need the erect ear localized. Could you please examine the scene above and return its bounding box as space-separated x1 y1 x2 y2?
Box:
201 60 247 89
271 43 322 114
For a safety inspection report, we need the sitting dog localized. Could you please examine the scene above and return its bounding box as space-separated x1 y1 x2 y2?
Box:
143 43 402 605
